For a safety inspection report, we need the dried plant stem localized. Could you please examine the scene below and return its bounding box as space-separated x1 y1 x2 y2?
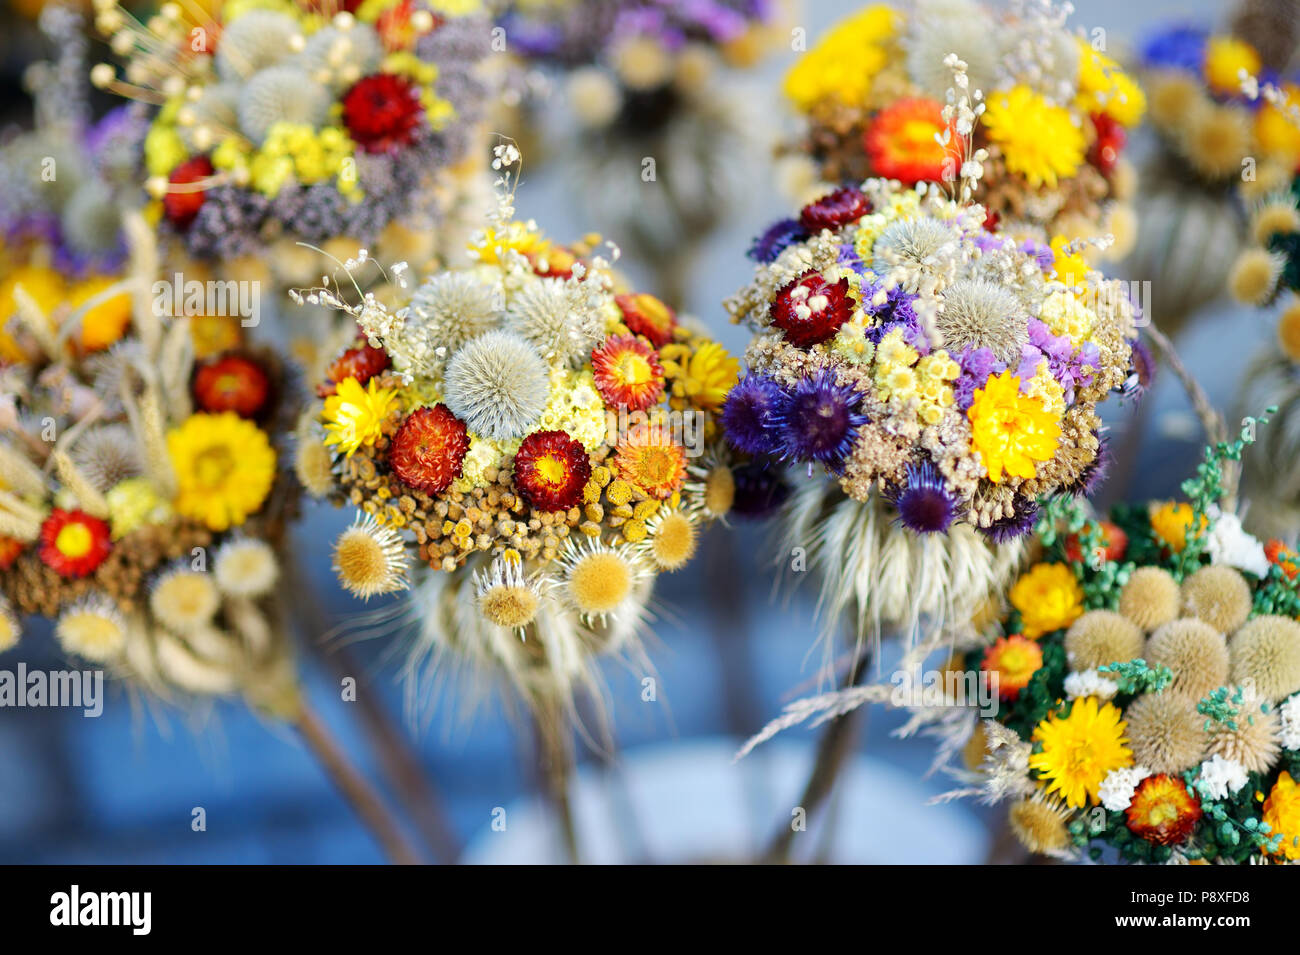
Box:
294 700 424 865
532 694 580 864
760 647 871 864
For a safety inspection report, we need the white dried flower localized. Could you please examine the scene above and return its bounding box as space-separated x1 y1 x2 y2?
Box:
1099 765 1151 812
1196 754 1250 800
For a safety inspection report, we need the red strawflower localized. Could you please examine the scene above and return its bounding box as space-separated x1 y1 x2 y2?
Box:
982 209 1001 233
615 293 676 347
863 98 962 186
1088 113 1126 176
0 535 24 570
342 73 425 154
317 342 391 398
193 353 271 418
770 271 853 348
591 334 665 411
513 430 592 511
164 156 215 230
387 404 470 496
799 185 873 233
38 509 112 578
1126 774 1202 846
1064 521 1129 566
1266 539 1300 579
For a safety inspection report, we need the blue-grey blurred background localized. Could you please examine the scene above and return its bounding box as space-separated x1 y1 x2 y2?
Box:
0 0 1261 863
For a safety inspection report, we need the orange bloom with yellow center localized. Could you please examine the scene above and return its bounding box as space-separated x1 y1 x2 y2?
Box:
863 98 963 186
968 371 1061 483
38 509 112 578
1266 539 1300 580
614 423 687 500
983 634 1043 700
591 334 665 411
1262 771 1300 860
1125 774 1202 846
1009 562 1084 639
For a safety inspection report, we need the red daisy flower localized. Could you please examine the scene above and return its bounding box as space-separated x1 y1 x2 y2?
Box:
1088 113 1126 176
387 404 470 496
317 342 392 398
616 293 677 348
591 335 665 411
770 271 853 348
513 430 592 511
342 73 425 154
1126 774 1202 846
982 634 1043 700
38 509 112 578
193 353 271 418
164 156 215 230
1265 539 1299 579
799 185 873 233
615 423 687 500
0 535 24 570
1064 520 1129 566
863 98 962 186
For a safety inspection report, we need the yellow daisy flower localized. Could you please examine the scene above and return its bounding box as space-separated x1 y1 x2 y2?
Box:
982 85 1087 189
69 276 132 353
168 412 276 531
1074 38 1146 127
967 370 1062 482
782 6 899 112
323 376 401 458
1009 562 1084 638
1204 36 1260 97
1029 696 1134 808
669 340 739 412
1149 501 1207 554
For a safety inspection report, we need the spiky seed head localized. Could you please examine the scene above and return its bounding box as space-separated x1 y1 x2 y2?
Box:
442 329 549 440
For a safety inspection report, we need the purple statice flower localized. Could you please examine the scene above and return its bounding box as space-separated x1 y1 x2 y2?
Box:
1068 433 1110 498
722 373 788 456
953 346 1006 411
1122 336 1156 401
747 217 808 263
891 459 959 534
1139 24 1208 74
1021 239 1055 273
730 460 791 519
972 232 1010 256
1023 318 1098 404
773 370 867 467
862 285 929 354
979 500 1040 544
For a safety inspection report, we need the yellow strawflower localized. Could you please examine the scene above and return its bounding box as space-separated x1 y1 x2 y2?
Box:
982 85 1086 189
323 376 401 457
168 412 276 531
1030 696 1134 808
1009 562 1084 638
967 370 1061 482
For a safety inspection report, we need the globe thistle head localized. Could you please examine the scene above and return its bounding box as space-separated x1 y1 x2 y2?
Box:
1007 791 1073 857
506 277 605 366
1229 615 1300 702
554 537 649 625
643 507 698 572
72 424 142 492
178 84 241 152
238 67 331 144
1064 610 1144 671
405 271 502 374
935 278 1028 365
442 330 549 440
474 555 541 632
333 514 410 600
297 22 384 89
872 215 961 275
213 537 279 599
891 459 958 535
1207 690 1282 774
216 10 304 81
1118 566 1181 631
1146 618 1230 700
1228 247 1285 306
721 373 787 457
1122 337 1155 401
1181 565 1253 634
1125 691 1207 774
904 0 1000 101
56 595 127 662
60 180 122 256
150 565 221 634
774 371 867 467
977 500 1039 544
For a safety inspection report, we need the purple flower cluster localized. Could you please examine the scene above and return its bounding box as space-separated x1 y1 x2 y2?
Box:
953 346 1005 411
1017 318 1100 405
1139 24 1207 74
747 217 808 263
862 285 929 354
891 460 959 535
722 371 867 468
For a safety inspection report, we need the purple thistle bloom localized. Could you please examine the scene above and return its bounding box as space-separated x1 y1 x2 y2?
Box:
979 500 1040 544
891 459 959 534
731 461 791 519
1122 336 1156 400
773 371 867 466
1068 434 1111 498
747 217 808 263
1139 25 1208 74
722 374 788 456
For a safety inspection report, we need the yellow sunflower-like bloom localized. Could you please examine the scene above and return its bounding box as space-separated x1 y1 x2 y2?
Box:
1029 696 1134 808
1255 84 1300 169
1074 38 1146 127
0 265 63 362
982 85 1087 189
69 276 132 353
1009 562 1084 638
323 376 401 457
1204 36 1260 97
662 340 740 412
168 412 276 531
1262 771 1300 860
967 370 1062 482
472 220 552 265
782 5 899 112
1148 501 1206 554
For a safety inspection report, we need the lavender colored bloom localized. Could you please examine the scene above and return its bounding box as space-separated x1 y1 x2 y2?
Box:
747 217 808 263
774 371 867 466
953 346 1006 411
731 461 791 519
972 232 1009 256
1139 25 1208 73
1022 318 1097 404
979 501 1040 544
722 374 788 456
1021 239 1055 272
862 285 930 353
891 459 958 534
